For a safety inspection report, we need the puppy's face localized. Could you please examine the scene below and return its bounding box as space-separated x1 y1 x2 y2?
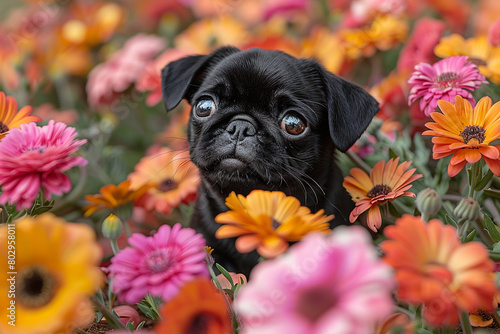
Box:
162 47 379 198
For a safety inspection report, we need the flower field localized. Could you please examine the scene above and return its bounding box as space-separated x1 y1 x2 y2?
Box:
1 0 500 333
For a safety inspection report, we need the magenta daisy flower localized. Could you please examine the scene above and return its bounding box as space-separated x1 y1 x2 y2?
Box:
0 121 87 210
408 56 487 116
234 227 395 334
108 223 209 304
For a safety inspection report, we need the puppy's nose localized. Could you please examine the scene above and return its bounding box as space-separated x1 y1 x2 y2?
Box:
226 117 257 141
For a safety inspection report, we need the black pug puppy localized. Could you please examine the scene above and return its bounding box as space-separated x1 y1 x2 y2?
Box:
161 46 379 276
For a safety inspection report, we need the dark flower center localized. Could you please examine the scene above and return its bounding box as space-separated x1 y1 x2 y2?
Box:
157 178 177 192
146 249 171 273
296 287 337 323
434 72 461 89
469 57 487 67
367 184 391 198
271 218 281 229
18 265 57 308
188 313 214 334
460 125 486 144
0 121 9 133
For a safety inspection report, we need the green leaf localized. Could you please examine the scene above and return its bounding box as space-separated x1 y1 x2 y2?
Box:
136 321 146 330
483 214 500 242
475 169 494 191
444 214 458 228
387 201 401 218
126 322 134 330
484 188 500 199
136 303 153 318
388 148 398 160
216 263 234 287
464 229 477 242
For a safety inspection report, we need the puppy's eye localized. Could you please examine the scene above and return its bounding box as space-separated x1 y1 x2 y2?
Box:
281 113 307 135
194 99 216 117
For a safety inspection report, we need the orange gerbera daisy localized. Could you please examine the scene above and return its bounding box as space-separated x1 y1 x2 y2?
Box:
83 180 150 217
381 215 497 327
154 278 232 334
423 95 500 177
0 91 41 139
128 147 200 216
215 190 333 258
343 158 422 232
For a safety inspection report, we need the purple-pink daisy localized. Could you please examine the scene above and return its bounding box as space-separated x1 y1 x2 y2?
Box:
408 55 487 116
0 120 87 210
234 227 395 334
108 223 209 304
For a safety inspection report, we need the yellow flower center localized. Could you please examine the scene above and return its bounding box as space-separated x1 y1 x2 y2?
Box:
460 125 486 144
434 72 461 89
296 286 336 323
157 178 177 192
367 184 391 198
17 265 57 308
0 121 9 133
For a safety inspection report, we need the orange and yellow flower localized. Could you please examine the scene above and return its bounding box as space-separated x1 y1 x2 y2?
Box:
155 278 232 334
128 147 200 216
341 15 408 60
423 95 500 177
83 180 150 217
0 91 41 139
0 213 103 334
343 158 422 232
215 190 333 258
434 34 500 84
381 215 497 327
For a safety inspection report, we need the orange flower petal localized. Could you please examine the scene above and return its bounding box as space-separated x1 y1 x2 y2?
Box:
366 205 382 232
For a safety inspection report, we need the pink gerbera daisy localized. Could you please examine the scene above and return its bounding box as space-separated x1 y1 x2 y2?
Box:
234 227 395 334
0 121 87 210
408 56 487 116
108 223 209 304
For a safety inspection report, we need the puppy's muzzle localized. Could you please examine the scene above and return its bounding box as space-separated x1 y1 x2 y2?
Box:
226 116 257 142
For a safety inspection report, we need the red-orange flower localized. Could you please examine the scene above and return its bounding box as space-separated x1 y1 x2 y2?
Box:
0 91 41 139
154 278 232 334
381 215 497 327
215 190 333 258
128 147 200 216
423 95 500 177
83 180 150 217
343 158 422 232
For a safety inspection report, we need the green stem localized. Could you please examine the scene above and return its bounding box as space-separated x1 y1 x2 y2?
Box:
468 162 481 200
459 310 473 334
208 264 240 333
91 296 128 330
345 150 372 174
123 220 132 238
110 239 120 255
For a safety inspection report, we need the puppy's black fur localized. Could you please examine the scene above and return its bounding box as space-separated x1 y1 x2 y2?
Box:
161 47 379 276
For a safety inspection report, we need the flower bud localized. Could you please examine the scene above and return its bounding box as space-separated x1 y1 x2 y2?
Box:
416 188 442 216
454 197 480 221
102 214 124 240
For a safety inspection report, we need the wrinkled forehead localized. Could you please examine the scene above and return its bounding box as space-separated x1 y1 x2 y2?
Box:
200 49 324 105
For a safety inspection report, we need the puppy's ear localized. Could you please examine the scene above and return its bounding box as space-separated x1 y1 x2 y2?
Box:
161 46 240 111
319 67 380 152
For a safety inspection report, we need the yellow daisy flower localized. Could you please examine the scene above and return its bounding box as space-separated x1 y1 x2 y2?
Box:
215 190 333 258
434 34 500 84
0 213 103 334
